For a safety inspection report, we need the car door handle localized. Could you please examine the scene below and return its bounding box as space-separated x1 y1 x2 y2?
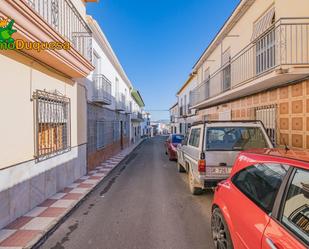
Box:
266 238 278 249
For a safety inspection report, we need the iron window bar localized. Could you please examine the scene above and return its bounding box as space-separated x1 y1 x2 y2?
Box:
33 89 71 161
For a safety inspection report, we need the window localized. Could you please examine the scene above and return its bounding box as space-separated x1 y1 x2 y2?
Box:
96 121 105 149
33 90 70 159
281 169 309 244
206 127 269 151
222 64 231 91
172 135 184 143
256 28 276 74
189 128 201 147
232 163 289 213
113 121 120 141
222 48 231 91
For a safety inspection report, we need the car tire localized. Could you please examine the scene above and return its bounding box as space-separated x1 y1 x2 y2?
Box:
188 168 202 195
211 208 234 249
177 162 186 173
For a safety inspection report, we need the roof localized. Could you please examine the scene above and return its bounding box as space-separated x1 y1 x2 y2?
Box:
242 149 309 164
176 73 196 95
192 0 255 70
169 102 178 110
131 89 145 107
87 15 133 89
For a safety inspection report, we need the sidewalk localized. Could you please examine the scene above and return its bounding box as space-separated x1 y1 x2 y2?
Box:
0 139 144 249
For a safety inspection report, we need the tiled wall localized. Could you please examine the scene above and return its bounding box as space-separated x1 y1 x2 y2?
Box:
87 104 131 170
0 144 87 229
201 79 309 149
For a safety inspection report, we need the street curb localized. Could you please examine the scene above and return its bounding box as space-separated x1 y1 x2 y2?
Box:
30 139 146 249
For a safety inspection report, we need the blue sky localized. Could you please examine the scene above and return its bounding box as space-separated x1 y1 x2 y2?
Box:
87 0 240 121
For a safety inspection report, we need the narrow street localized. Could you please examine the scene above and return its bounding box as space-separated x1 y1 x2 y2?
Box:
41 136 215 249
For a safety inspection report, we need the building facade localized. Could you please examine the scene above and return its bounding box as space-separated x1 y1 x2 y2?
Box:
85 16 145 170
169 103 178 133
130 89 145 143
173 0 309 149
169 74 198 135
0 0 97 229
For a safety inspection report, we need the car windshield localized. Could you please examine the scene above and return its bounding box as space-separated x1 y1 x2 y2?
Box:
172 135 184 143
206 127 269 151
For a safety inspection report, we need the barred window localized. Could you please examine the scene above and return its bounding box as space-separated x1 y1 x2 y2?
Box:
96 121 105 149
113 121 120 141
33 90 71 160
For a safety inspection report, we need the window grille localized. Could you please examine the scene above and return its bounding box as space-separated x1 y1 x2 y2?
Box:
96 121 105 149
222 64 231 91
33 90 71 160
256 28 276 74
254 104 277 146
113 121 120 141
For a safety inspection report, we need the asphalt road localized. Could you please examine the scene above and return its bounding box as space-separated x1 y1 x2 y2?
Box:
40 136 215 249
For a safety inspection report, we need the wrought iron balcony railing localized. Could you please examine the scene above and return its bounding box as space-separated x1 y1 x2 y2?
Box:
92 74 112 105
190 18 309 107
116 93 126 111
26 0 92 62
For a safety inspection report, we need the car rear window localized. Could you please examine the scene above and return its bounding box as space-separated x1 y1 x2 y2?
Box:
172 135 184 143
206 127 269 151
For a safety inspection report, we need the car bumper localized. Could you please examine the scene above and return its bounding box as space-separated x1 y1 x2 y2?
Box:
196 175 229 188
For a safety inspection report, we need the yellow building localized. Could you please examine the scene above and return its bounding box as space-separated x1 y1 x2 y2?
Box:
0 0 96 228
190 0 309 149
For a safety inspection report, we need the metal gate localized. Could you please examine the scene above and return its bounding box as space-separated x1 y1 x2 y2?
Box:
254 104 277 146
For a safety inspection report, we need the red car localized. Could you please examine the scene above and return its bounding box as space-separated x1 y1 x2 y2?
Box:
165 134 184 160
211 149 309 249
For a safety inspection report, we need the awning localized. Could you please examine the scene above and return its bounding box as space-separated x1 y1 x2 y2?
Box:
251 7 275 41
131 89 145 107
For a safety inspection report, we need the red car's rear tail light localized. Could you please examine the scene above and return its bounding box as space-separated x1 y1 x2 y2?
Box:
198 159 206 172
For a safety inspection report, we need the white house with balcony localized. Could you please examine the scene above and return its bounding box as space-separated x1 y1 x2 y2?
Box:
85 16 139 170
189 0 309 149
175 73 198 134
130 89 145 143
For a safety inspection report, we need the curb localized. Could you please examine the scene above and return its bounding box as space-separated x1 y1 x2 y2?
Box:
30 138 145 249
0 139 146 249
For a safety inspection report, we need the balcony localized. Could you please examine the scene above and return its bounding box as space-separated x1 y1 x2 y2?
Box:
116 93 126 111
190 18 309 109
131 112 143 122
0 0 94 77
92 74 112 105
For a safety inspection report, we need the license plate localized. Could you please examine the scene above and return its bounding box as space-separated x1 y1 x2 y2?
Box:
210 167 231 175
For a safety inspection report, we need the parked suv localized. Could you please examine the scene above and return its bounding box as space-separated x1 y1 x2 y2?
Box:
211 149 309 249
176 120 273 194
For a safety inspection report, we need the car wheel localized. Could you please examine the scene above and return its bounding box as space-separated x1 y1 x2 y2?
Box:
177 162 185 173
211 208 234 249
188 168 202 195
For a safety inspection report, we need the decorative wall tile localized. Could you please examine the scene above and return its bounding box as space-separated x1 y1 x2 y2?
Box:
292 100 303 114
292 134 303 148
292 117 303 130
280 87 289 99
280 118 289 130
280 133 289 145
280 102 289 114
291 83 303 97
